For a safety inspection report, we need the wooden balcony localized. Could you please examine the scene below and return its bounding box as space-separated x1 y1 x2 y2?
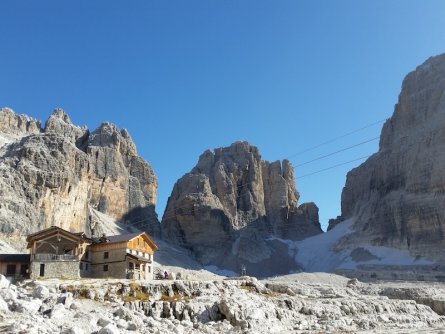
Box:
32 254 77 261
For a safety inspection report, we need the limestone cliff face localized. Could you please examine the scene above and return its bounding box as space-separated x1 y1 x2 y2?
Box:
162 141 322 275
0 108 159 248
331 54 445 261
0 108 41 139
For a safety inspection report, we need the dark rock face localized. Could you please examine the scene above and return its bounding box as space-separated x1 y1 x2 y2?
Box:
0 108 159 248
162 141 322 276
333 54 445 261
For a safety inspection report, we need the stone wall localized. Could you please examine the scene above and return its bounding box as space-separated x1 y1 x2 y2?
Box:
89 245 154 280
90 248 127 279
30 260 80 279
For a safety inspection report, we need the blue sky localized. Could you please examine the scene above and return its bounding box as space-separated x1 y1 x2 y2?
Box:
1 1 445 230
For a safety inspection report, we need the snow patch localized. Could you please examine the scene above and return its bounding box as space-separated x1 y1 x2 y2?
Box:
204 265 238 277
291 219 354 272
338 245 433 270
270 219 433 272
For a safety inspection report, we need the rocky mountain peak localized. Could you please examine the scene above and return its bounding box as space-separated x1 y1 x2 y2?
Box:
48 108 72 123
88 122 137 156
87 122 138 169
332 53 445 262
44 108 89 148
0 108 159 249
379 54 445 151
162 141 322 276
0 107 41 139
194 141 259 174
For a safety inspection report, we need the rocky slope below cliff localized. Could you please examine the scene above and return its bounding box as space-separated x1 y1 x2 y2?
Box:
329 53 445 262
0 108 160 249
162 141 322 277
2 273 445 333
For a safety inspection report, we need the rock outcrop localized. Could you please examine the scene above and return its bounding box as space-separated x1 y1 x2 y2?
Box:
0 108 159 248
330 53 445 261
2 273 445 333
162 141 322 276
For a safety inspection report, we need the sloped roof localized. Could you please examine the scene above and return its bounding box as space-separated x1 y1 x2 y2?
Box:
0 254 30 262
106 232 142 243
92 231 158 250
26 226 91 243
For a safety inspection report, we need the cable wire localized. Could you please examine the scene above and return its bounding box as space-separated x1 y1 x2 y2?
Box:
286 118 386 159
295 136 379 168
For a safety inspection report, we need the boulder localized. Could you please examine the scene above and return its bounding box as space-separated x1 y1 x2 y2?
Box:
0 296 8 312
98 324 120 334
0 274 10 289
33 285 50 299
97 317 112 327
0 287 18 302
61 327 85 334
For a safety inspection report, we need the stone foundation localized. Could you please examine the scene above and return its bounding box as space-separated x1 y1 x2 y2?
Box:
30 261 80 279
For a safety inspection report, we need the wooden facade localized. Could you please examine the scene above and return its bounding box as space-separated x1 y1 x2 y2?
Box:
21 226 158 280
88 232 158 280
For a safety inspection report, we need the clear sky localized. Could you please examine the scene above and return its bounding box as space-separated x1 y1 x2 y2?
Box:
1 1 444 230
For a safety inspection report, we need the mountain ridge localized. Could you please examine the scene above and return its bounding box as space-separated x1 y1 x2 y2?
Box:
0 107 160 249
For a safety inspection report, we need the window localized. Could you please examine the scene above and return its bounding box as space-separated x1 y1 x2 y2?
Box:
103 265 108 272
6 264 16 276
135 263 140 270
85 251 89 259
148 266 151 273
85 264 89 271
79 262 84 270
104 252 109 259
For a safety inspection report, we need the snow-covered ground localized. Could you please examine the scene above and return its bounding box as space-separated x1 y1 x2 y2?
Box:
270 219 433 273
204 265 238 277
292 219 354 271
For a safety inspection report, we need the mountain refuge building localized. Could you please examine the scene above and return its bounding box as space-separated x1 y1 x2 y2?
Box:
22 226 158 280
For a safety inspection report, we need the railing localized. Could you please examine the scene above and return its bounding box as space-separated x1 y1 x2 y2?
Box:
126 251 152 263
32 254 77 261
126 269 147 280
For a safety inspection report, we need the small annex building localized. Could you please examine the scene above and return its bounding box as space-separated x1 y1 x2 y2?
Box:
24 226 157 280
0 254 31 278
